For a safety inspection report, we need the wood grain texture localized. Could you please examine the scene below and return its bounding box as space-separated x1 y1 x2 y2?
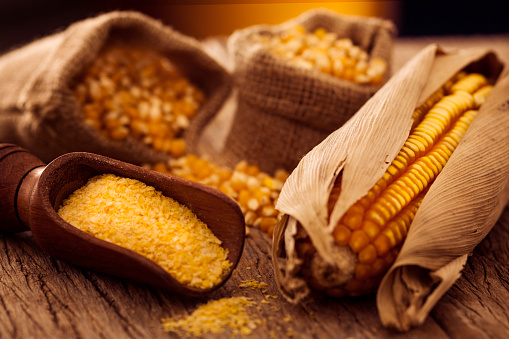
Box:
1 35 508 338
0 208 508 339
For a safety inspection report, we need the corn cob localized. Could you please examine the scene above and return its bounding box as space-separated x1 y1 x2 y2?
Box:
297 72 493 297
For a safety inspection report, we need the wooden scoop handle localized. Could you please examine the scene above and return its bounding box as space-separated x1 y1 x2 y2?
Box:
0 144 45 233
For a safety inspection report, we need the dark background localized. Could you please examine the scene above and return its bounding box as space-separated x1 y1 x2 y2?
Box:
0 1 507 54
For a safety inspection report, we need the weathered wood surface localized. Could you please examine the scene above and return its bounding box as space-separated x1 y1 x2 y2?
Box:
1 35 509 339
0 208 508 339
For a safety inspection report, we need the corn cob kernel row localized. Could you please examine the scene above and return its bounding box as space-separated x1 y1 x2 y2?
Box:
253 25 387 85
296 72 493 297
332 73 491 296
71 45 206 157
146 155 289 236
410 71 470 129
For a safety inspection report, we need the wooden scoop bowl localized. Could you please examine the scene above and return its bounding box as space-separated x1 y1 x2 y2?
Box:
0 144 245 296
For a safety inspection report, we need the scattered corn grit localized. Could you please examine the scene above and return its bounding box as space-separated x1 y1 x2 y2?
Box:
162 297 259 336
57 173 231 289
239 279 269 290
253 24 387 85
297 71 493 296
162 278 284 337
71 45 205 157
145 156 290 237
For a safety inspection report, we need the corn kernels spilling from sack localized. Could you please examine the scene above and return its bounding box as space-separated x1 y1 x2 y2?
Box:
254 25 387 85
147 156 289 236
71 46 206 157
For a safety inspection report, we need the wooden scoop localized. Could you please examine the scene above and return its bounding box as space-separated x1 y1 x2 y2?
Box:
0 143 245 296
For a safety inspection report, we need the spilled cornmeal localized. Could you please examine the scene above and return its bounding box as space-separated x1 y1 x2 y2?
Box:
57 173 231 289
162 297 258 336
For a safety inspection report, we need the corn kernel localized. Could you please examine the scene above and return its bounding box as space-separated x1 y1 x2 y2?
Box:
109 126 129 140
362 220 380 240
332 224 351 246
247 198 260 211
373 233 391 257
342 211 363 230
358 244 377 265
259 217 278 233
349 230 371 253
261 206 277 217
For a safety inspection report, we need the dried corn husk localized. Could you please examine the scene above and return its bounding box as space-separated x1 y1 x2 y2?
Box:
272 44 507 330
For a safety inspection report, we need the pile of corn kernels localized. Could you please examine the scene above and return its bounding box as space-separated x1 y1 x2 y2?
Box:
147 155 289 237
254 25 387 85
72 45 206 157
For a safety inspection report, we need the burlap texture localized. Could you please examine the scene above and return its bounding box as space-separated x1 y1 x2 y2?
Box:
219 8 396 174
0 11 231 164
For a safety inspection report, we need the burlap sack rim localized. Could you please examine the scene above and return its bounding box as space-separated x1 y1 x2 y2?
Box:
228 7 397 54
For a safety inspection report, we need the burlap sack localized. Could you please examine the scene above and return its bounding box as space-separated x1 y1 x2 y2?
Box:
219 8 396 175
0 11 231 164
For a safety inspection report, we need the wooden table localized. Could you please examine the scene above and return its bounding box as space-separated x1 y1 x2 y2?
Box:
1 34 508 338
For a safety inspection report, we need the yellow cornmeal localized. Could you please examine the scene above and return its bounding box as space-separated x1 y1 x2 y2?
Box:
162 297 259 336
57 173 231 289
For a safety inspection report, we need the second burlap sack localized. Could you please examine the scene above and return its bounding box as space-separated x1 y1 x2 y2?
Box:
219 8 396 175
